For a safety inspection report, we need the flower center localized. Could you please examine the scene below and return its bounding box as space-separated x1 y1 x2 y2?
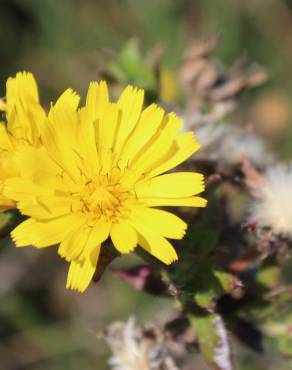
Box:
77 172 133 225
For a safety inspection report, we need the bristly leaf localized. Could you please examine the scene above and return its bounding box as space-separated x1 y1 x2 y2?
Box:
193 270 243 311
190 313 234 370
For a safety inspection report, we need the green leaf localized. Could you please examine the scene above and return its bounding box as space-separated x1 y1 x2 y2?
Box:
257 265 279 289
193 269 242 311
214 270 242 295
108 39 156 90
192 268 222 311
265 310 292 357
190 313 234 370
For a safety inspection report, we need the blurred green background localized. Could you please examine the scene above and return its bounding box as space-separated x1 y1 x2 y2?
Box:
1 1 292 369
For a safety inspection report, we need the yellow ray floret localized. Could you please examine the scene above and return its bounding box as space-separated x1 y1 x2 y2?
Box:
5 81 207 292
0 72 46 210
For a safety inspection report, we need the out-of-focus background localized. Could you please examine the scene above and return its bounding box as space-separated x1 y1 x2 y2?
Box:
1 1 292 369
2 0 292 156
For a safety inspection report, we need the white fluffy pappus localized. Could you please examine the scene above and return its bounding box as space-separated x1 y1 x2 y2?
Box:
183 113 272 167
103 317 170 370
217 129 270 167
249 164 292 237
213 315 233 370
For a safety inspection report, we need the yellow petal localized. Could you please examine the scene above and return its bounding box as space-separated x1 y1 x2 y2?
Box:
66 246 101 292
0 99 6 111
97 103 119 172
131 207 187 239
59 220 111 262
129 113 183 179
6 72 39 115
77 106 99 177
5 72 45 145
5 177 54 202
17 196 74 220
128 213 178 264
58 224 90 261
135 172 205 198
141 196 207 208
41 116 80 181
8 102 34 144
49 88 80 116
12 214 82 248
118 104 164 168
7 89 45 145
80 81 109 171
136 226 178 264
81 220 111 259
146 132 200 179
14 146 59 180
84 81 109 123
110 221 138 253
44 90 81 179
115 86 144 153
0 193 15 211
0 124 13 152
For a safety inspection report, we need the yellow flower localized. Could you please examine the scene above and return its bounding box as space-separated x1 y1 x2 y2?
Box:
159 66 177 104
5 82 207 292
0 72 45 210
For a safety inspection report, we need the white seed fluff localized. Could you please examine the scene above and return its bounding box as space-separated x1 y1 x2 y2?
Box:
249 164 292 236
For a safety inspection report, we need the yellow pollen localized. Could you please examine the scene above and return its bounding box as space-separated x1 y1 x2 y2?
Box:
76 173 133 225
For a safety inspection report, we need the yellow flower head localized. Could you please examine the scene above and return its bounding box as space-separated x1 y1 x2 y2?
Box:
0 72 45 210
5 81 207 292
